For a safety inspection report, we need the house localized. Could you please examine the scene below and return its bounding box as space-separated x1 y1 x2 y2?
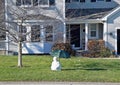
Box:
65 0 120 55
1 0 120 55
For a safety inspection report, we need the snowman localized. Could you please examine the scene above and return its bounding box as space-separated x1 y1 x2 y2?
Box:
51 57 61 71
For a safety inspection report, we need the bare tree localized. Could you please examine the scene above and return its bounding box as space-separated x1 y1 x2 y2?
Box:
5 4 29 67
0 0 65 67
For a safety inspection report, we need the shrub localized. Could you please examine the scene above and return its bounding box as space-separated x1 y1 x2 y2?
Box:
51 43 76 56
88 39 105 51
82 40 111 58
99 47 111 58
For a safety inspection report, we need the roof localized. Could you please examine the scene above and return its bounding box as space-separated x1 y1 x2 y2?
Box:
66 8 114 20
15 14 55 20
25 14 56 20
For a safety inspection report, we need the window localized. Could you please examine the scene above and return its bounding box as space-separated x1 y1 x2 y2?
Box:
91 0 96 2
80 0 85 2
16 0 55 7
16 0 22 6
33 0 38 6
106 0 111 2
21 26 27 41
89 24 98 39
97 0 104 1
18 26 27 41
72 0 79 2
23 0 31 5
65 0 71 3
49 0 55 5
39 0 49 5
45 25 53 42
31 25 40 42
16 0 32 6
0 31 6 40
31 25 53 42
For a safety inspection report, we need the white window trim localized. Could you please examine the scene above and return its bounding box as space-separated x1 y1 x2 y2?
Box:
89 24 98 39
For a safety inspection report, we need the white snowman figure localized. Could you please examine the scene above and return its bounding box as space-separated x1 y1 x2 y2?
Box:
51 57 61 71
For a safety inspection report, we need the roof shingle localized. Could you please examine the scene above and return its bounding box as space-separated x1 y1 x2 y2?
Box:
66 8 113 20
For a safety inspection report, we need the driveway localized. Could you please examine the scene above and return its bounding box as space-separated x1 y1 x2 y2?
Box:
0 82 120 85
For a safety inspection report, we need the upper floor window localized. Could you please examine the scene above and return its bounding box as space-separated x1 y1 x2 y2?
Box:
39 0 49 6
33 0 38 6
49 0 55 5
65 0 85 3
65 0 71 3
91 0 96 2
16 0 55 7
23 0 31 5
97 0 104 1
72 0 79 2
106 0 111 2
80 0 85 2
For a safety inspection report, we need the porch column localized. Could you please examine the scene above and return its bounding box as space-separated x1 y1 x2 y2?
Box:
85 23 89 50
103 22 107 46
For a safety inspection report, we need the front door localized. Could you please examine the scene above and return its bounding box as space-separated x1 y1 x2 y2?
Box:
117 29 120 54
70 24 80 49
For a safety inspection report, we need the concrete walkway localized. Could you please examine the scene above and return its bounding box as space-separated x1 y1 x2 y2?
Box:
0 82 120 85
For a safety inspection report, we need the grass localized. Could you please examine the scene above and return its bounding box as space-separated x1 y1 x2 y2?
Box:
0 55 120 82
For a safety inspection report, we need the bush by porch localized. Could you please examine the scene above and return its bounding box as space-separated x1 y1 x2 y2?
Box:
82 40 112 58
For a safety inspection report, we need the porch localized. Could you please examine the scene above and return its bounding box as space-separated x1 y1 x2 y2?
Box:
66 23 104 51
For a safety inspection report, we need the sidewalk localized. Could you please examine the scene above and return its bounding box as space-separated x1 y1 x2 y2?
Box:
0 82 120 85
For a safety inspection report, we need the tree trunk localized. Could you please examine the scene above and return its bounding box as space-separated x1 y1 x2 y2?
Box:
18 41 22 67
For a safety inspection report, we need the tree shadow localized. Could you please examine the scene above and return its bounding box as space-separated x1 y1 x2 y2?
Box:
10 65 31 68
62 68 107 71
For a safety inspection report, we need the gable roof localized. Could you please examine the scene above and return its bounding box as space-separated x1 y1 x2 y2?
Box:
102 6 120 20
66 8 114 20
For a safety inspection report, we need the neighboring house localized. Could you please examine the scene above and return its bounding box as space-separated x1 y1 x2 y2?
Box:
65 0 120 55
2 0 120 55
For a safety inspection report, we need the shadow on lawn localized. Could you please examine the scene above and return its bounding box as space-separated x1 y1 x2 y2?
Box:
62 68 107 71
10 65 31 68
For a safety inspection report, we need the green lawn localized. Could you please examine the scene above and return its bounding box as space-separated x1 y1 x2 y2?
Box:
0 55 120 82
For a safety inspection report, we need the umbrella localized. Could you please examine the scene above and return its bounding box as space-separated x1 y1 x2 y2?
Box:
50 49 70 58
